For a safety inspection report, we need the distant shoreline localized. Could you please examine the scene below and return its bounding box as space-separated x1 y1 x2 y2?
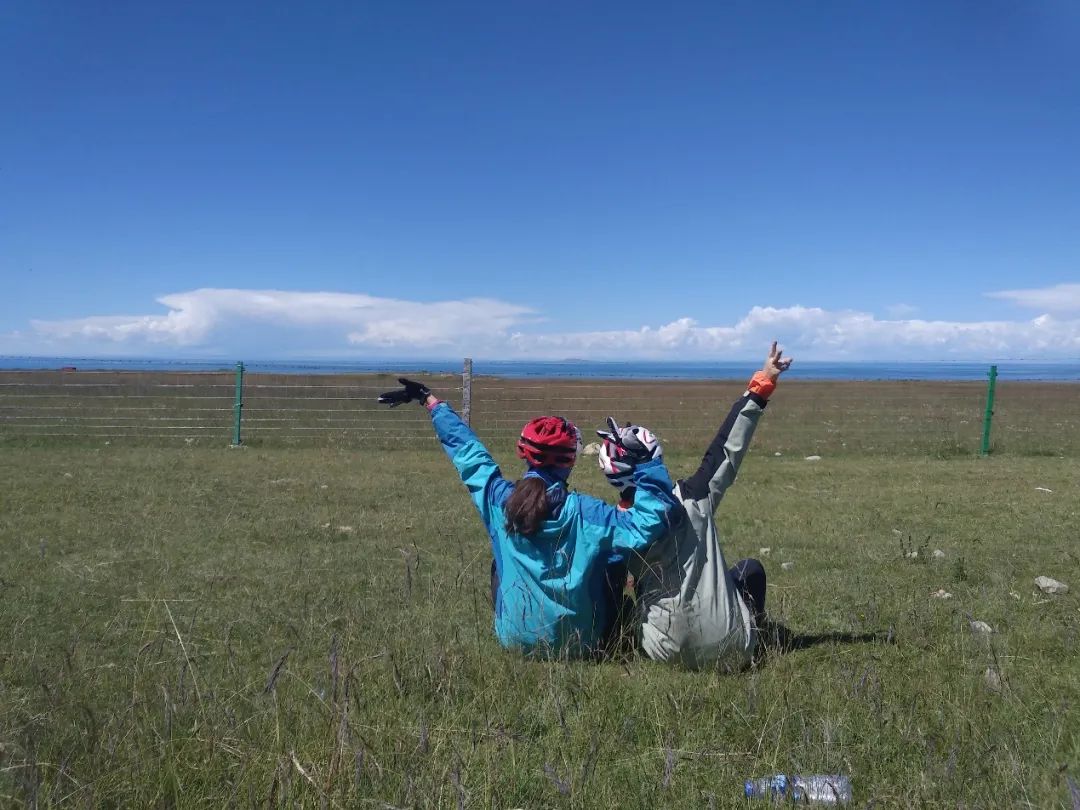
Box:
2 357 1079 382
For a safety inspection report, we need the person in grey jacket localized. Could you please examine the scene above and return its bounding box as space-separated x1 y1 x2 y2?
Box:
598 342 792 670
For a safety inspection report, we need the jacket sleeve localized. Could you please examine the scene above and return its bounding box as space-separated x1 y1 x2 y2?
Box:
429 401 514 525
578 458 678 555
677 390 767 512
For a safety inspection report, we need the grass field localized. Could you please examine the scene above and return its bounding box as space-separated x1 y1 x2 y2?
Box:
1 376 1079 807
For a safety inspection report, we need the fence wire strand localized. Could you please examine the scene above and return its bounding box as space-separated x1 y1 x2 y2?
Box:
1 368 1077 456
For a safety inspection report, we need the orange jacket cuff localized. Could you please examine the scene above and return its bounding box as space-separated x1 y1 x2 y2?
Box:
746 370 776 400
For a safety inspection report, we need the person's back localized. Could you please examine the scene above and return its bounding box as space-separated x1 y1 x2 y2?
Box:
493 487 669 655
632 394 766 669
599 345 791 670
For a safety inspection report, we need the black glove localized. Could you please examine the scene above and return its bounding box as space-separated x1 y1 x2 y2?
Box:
377 377 431 408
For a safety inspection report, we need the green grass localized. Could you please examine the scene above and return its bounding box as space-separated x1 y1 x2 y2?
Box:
2 390 1080 806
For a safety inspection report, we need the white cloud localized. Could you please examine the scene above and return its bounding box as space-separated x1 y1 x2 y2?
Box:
986 283 1080 313
15 287 1080 360
345 298 537 347
510 306 1080 360
30 288 537 350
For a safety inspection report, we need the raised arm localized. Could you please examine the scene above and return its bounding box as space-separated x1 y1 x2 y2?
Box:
378 378 512 525
579 457 678 555
678 342 792 510
428 399 514 525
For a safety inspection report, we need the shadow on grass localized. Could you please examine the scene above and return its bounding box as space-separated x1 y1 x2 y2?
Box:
763 622 895 654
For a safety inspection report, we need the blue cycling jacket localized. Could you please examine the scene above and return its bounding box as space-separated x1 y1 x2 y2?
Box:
429 401 677 657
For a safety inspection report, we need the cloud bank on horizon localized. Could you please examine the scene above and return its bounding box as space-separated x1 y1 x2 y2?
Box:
8 285 1080 360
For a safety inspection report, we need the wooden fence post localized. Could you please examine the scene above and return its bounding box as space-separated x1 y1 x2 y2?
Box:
462 358 473 426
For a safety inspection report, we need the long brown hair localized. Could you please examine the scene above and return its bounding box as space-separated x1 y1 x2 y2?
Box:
504 476 550 536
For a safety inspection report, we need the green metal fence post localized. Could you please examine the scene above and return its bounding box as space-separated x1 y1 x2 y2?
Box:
232 361 245 446
980 364 998 456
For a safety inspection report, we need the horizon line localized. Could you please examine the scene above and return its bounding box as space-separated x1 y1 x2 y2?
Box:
2 355 1079 366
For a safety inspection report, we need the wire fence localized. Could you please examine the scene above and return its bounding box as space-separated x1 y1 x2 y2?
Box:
1 365 1078 457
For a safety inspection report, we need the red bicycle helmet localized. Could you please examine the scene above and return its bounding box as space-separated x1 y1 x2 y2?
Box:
516 416 581 468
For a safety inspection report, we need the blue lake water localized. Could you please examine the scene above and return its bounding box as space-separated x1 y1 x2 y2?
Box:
2 356 1079 381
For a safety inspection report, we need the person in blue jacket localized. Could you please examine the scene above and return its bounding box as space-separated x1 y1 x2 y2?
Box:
378 377 677 659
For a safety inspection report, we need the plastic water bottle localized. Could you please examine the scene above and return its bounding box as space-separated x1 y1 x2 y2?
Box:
744 774 852 804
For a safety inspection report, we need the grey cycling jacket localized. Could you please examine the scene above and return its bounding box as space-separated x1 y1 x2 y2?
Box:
632 388 768 670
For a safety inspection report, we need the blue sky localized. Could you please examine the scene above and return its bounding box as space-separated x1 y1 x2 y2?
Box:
2 1 1079 361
